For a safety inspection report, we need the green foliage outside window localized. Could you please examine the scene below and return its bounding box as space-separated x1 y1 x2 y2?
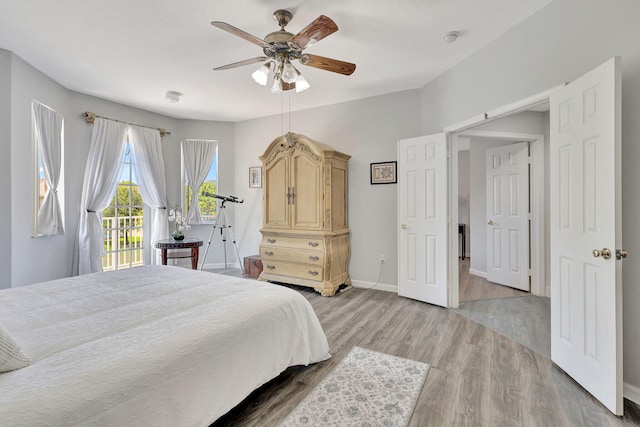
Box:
103 181 143 218
184 181 217 221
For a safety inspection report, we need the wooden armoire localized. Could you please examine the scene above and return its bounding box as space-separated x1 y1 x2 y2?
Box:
258 133 351 296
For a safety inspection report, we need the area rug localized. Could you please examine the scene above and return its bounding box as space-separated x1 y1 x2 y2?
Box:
280 346 429 427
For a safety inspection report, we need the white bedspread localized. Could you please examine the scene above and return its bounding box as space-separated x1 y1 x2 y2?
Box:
0 266 330 426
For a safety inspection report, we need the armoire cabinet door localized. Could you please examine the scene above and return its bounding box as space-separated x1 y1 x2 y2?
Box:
291 150 323 230
264 155 290 229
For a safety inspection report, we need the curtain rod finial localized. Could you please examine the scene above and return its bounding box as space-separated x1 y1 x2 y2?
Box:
82 111 96 124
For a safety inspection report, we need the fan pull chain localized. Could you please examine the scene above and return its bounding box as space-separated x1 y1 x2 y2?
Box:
288 91 292 134
280 90 284 136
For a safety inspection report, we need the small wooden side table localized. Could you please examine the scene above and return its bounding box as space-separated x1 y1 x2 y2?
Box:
155 238 204 270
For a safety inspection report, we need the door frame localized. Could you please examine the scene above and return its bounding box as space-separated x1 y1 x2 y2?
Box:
445 84 566 309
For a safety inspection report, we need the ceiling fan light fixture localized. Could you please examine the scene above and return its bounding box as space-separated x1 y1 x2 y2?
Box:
251 63 270 86
295 73 310 93
281 61 298 84
271 78 282 94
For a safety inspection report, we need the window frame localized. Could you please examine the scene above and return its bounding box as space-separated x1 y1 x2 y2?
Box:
101 141 145 271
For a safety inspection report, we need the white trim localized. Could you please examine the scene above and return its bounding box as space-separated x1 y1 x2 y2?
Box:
448 135 460 308
469 268 487 279
624 382 640 406
444 113 486 133
530 137 546 297
351 279 397 293
201 262 241 270
484 84 566 120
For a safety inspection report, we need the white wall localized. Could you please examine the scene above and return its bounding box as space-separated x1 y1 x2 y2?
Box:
233 90 422 287
171 119 237 268
418 0 640 401
10 53 71 286
6 52 242 284
0 50 12 289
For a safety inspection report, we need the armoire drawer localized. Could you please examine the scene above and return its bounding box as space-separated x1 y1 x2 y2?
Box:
260 247 324 265
261 236 324 250
261 261 324 282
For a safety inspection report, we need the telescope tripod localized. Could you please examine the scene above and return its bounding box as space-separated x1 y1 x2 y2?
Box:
199 199 244 274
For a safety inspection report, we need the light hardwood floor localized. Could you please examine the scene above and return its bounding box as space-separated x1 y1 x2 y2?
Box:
209 274 640 426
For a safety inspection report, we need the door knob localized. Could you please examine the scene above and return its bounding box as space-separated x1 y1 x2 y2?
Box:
487 220 494 225
616 249 629 260
592 248 612 260
401 224 407 229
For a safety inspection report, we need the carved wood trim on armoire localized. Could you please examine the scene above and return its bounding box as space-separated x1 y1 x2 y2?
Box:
258 133 351 296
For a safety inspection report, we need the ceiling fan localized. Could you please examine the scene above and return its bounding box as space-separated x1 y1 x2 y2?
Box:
211 9 356 93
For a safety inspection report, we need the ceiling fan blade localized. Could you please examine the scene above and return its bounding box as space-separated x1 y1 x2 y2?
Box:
301 54 356 76
213 57 268 71
288 15 338 50
211 21 271 49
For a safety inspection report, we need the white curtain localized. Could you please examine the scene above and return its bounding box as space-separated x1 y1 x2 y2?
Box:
32 102 64 236
129 126 169 265
182 139 217 224
76 118 128 275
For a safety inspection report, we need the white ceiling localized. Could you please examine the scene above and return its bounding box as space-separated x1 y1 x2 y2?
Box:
0 0 554 122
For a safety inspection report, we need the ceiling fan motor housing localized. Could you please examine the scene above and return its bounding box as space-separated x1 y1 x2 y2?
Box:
211 9 355 78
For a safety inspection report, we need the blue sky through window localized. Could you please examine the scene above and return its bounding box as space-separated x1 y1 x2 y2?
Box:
205 151 218 181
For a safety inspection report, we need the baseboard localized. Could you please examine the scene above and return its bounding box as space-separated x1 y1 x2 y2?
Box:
351 279 397 293
201 262 240 270
624 382 640 405
469 268 487 279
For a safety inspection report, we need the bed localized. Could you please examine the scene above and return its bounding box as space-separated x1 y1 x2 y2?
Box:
0 265 330 426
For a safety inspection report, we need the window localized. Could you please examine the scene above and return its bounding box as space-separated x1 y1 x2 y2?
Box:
181 140 218 223
102 143 144 270
32 101 64 236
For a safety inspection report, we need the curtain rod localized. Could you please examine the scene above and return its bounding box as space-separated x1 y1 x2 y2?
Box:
81 111 171 137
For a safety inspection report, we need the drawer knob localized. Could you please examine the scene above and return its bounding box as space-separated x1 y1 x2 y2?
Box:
266 265 276 270
308 242 319 247
267 238 276 244
309 255 319 261
265 251 274 256
308 270 319 276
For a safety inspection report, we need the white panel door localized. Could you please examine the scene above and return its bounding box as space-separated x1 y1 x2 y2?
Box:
486 142 530 291
397 133 447 307
550 57 622 415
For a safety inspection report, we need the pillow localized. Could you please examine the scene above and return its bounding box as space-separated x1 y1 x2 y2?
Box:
0 324 31 373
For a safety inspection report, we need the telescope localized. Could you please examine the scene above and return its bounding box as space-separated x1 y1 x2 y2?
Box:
202 192 243 204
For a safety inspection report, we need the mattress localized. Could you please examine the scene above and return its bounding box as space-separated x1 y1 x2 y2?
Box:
0 265 330 426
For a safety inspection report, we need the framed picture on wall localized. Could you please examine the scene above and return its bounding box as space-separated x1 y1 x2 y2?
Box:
249 166 262 188
370 161 397 184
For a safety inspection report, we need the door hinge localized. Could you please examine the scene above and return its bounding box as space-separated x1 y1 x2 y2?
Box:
528 268 532 276
528 213 532 220
528 156 532 164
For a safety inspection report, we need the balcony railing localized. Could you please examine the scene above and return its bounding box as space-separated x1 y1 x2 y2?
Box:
102 215 144 271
